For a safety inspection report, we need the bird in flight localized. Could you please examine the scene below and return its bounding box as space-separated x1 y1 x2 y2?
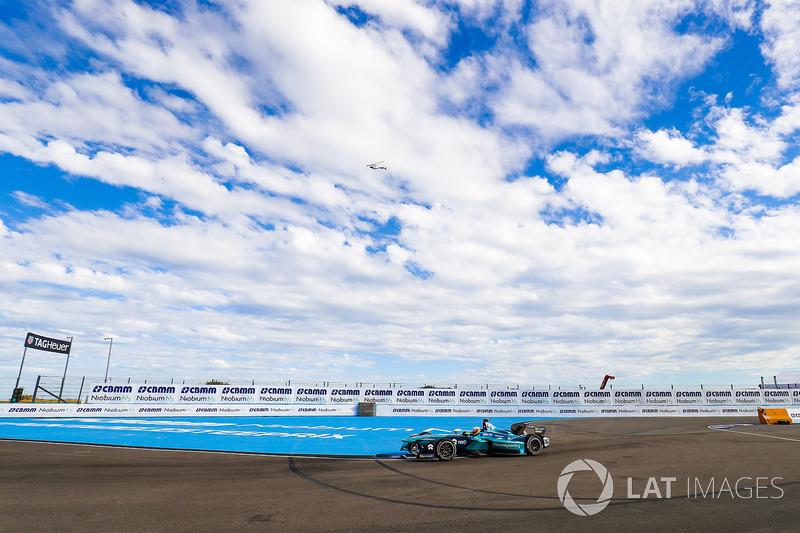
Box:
367 161 387 170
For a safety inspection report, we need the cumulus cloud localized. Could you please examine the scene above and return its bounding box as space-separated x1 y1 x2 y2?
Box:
492 0 727 139
760 0 800 89
636 129 706 167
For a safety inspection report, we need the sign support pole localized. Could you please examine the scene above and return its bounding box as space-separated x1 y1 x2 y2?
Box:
58 337 73 403
104 337 113 383
14 346 28 391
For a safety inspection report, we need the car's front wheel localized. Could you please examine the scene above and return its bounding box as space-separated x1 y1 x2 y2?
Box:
434 439 456 461
525 435 544 456
408 443 420 457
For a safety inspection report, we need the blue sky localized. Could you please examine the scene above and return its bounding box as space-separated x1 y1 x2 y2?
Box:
2 0 800 388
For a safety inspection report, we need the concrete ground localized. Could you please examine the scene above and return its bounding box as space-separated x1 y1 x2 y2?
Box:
1 416 798 532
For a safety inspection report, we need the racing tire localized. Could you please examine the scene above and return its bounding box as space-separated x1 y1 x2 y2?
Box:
408 443 420 457
434 439 457 461
525 435 544 456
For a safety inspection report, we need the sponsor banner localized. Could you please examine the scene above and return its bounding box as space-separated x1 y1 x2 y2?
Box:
73 384 780 410
293 386 329 404
393 388 428 405
24 332 72 354
0 403 756 418
360 387 394 404
762 389 792 405
133 384 178 403
0 404 357 417
89 384 326 405
643 390 675 406
613 389 644 405
519 389 551 406
424 388 458 405
2 405 73 416
177 385 220 403
703 389 736 405
788 408 800 422
723 407 759 415
328 387 364 404
218 385 257 404
457 388 488 406
580 390 613 406
518 407 559 416
678 406 752 416
488 389 521 406
87 383 135 403
674 389 704 405
557 407 604 416
375 404 757 417
551 390 581 405
257 385 294 403
733 389 763 405
793 390 800 406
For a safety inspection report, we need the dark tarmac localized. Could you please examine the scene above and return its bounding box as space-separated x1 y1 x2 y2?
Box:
1 416 798 532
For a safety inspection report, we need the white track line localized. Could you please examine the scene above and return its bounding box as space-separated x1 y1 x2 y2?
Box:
708 425 800 443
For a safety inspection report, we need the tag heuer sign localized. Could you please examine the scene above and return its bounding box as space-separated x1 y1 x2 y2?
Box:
25 332 72 354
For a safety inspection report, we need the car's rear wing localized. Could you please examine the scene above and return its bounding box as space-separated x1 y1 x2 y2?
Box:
510 421 546 436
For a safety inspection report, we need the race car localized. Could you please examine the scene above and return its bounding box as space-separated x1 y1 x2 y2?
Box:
400 419 550 461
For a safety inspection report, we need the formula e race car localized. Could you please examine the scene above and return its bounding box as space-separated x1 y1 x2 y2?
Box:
400 419 550 461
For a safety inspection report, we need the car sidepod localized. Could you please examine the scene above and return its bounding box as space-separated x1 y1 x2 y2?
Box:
478 432 523 455
401 434 479 460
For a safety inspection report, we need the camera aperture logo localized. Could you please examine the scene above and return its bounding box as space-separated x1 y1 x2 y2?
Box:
558 459 614 516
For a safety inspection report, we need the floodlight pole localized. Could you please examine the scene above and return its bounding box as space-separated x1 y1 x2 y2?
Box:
104 337 114 383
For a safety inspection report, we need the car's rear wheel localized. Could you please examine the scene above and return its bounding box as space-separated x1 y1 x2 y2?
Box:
434 439 456 461
525 435 544 456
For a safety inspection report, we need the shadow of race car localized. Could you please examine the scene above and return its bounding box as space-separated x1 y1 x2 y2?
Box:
400 419 550 461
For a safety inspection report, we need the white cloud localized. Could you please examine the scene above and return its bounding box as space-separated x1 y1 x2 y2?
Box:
328 0 450 45
760 0 800 89
0 77 30 100
493 0 727 139
636 128 706 167
10 191 50 210
720 158 800 197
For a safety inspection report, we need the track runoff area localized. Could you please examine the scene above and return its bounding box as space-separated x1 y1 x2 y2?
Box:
0 415 466 456
2 415 800 531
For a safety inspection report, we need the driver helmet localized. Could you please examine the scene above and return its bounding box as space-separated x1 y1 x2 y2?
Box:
469 427 481 436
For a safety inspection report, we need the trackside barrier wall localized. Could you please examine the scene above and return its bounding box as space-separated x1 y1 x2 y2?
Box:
0 404 756 418
0 382 781 418
0 404 357 417
78 384 792 406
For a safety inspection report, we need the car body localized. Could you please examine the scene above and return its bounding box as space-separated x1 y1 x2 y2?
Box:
400 419 550 460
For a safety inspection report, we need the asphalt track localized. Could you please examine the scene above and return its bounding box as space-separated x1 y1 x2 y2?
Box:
1 416 799 532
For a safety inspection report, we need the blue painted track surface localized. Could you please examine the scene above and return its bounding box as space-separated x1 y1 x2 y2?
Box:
0 417 550 456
